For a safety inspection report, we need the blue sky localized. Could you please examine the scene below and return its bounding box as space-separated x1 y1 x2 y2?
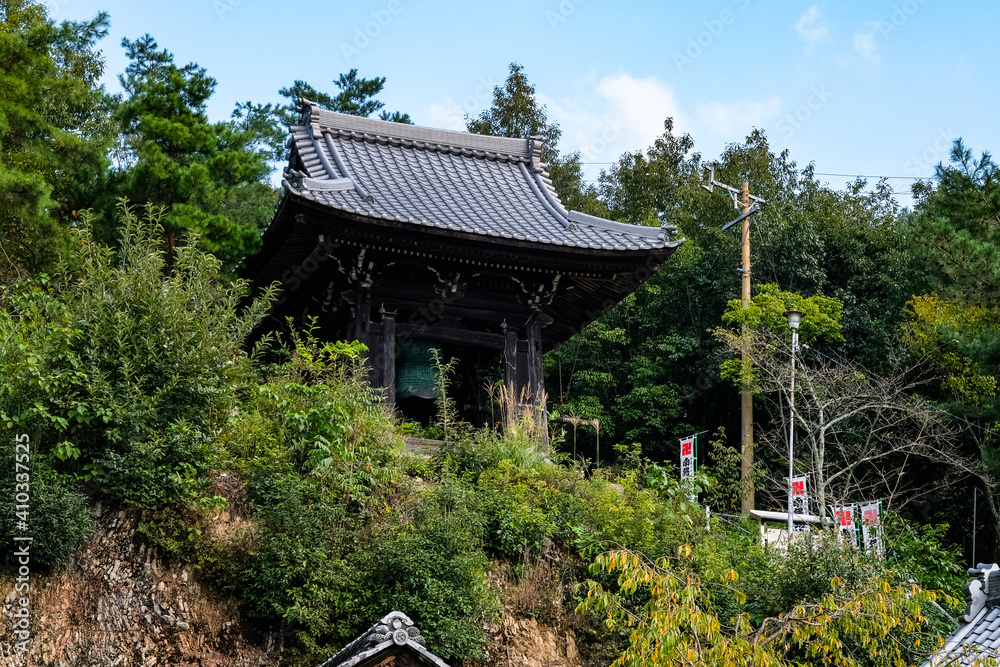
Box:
48 0 998 209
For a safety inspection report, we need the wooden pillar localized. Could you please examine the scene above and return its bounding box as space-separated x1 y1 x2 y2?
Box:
527 319 543 403
739 181 754 514
382 309 396 406
503 321 518 391
354 281 372 350
527 318 549 446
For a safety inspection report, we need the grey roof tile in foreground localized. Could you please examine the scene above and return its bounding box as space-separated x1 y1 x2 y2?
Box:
928 564 1000 666
282 101 679 253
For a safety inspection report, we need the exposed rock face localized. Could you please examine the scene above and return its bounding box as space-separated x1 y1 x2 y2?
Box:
0 505 276 667
491 614 582 667
470 558 615 667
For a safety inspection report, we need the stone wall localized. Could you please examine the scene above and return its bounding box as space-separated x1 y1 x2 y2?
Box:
0 504 277 667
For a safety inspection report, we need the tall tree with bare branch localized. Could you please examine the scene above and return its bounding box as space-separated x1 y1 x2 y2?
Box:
716 327 991 525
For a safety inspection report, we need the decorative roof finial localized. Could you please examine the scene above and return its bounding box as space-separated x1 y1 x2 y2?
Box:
963 563 1000 622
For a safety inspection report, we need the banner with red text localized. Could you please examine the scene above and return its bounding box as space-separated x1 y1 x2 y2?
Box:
832 505 858 546
790 475 809 532
680 435 697 501
680 435 696 481
860 501 883 556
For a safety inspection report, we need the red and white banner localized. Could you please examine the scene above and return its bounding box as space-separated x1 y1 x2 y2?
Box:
790 475 809 532
680 436 696 481
832 505 858 546
860 501 883 556
680 435 697 501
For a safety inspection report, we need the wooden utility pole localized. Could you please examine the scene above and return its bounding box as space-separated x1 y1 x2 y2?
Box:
701 165 765 515
739 181 754 514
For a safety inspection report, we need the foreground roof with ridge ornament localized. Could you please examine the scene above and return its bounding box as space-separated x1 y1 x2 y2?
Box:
318 611 449 667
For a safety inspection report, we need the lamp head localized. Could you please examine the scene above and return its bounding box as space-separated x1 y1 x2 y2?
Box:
783 309 805 330
701 163 715 193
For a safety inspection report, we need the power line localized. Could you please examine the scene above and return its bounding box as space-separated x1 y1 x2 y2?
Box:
812 172 932 180
577 165 938 182
579 183 918 195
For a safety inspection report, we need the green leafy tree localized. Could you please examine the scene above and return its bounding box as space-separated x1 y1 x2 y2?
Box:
548 125 918 465
578 545 947 667
547 121 715 457
0 0 113 279
720 283 845 348
905 140 1000 421
901 139 1000 552
0 201 275 507
466 62 595 210
904 295 998 409
598 117 697 227
103 35 278 270
466 62 560 162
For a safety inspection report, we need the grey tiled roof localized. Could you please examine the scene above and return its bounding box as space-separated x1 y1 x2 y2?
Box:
928 565 1000 666
282 101 678 253
930 606 1000 666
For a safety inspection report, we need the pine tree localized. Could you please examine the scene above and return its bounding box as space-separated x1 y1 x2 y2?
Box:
277 69 412 126
102 34 278 271
0 0 112 280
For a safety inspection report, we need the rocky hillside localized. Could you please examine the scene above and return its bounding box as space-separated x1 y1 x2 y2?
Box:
1 504 599 667
1 505 276 667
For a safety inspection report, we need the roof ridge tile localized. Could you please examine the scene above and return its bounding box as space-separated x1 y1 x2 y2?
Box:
299 100 532 160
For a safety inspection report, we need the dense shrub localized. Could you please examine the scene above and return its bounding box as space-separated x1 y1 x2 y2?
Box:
0 202 274 506
0 201 276 559
228 329 400 498
241 474 496 665
0 449 93 569
355 479 496 659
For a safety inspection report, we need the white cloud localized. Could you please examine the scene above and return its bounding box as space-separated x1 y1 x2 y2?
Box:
593 73 685 149
426 71 783 187
853 23 880 63
537 72 784 183
695 98 783 138
795 6 831 53
541 73 685 166
426 98 467 131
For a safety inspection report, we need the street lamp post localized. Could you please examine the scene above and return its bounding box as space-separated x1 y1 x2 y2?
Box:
784 309 804 538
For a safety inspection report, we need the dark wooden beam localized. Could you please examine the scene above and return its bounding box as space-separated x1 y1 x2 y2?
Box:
376 300 536 327
527 319 543 402
396 323 506 349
